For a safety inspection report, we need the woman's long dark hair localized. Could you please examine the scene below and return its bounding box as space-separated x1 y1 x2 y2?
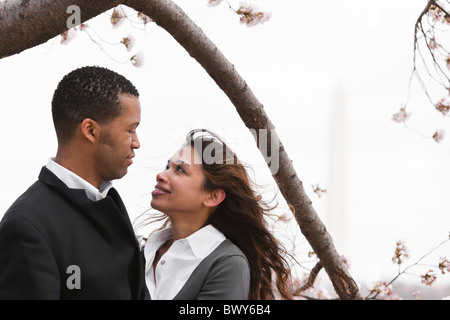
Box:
185 129 293 300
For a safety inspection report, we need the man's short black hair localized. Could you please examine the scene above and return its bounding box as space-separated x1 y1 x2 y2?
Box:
51 66 139 143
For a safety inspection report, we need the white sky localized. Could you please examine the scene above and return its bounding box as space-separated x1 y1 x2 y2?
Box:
1 0 449 296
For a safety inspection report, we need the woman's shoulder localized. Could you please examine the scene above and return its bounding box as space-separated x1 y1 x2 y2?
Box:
209 239 248 263
174 239 250 300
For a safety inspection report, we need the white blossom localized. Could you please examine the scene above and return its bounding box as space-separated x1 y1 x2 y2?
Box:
131 52 145 68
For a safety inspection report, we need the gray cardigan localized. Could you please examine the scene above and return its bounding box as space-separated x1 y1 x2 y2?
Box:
170 239 250 300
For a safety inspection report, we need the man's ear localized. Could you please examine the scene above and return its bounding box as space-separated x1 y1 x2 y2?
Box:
80 118 100 144
204 189 226 208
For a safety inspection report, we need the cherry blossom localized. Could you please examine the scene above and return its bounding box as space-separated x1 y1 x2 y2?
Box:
432 130 445 143
312 184 327 198
421 270 437 286
137 12 152 25
236 3 271 27
110 7 125 28
392 107 411 123
438 257 450 274
79 23 88 31
130 52 145 68
392 240 409 265
207 0 223 7
60 29 76 45
121 35 135 52
429 3 450 25
368 281 393 299
435 98 450 115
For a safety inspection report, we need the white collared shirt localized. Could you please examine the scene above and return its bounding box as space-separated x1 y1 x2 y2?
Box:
144 224 226 300
46 157 113 202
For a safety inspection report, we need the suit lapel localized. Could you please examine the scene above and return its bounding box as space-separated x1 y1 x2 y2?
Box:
39 166 137 245
38 166 91 205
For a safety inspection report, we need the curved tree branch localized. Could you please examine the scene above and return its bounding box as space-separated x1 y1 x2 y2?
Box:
0 0 361 299
0 0 122 59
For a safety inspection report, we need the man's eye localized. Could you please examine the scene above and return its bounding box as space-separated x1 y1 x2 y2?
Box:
175 165 184 173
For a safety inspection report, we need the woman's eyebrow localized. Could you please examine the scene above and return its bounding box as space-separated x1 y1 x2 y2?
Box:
169 159 191 167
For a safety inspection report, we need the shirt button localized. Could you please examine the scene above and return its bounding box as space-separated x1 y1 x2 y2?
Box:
161 260 165 265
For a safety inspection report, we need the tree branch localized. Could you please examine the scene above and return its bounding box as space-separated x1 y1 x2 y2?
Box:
0 0 122 59
293 261 323 295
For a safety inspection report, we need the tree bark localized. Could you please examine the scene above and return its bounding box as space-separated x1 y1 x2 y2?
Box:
0 0 122 59
0 0 361 299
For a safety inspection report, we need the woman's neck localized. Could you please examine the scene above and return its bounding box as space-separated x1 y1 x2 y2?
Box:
169 218 207 241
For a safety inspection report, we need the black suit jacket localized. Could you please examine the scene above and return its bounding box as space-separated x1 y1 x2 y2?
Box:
0 167 148 299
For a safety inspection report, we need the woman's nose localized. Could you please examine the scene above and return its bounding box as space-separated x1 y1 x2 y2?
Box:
156 170 168 182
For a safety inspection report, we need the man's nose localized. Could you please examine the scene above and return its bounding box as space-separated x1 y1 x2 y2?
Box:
132 133 140 149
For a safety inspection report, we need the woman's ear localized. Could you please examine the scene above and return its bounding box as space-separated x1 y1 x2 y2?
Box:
204 189 226 208
80 118 99 144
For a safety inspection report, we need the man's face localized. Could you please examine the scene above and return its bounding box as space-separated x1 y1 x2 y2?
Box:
94 94 141 182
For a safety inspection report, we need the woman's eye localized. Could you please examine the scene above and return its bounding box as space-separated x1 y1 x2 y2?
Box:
175 165 184 173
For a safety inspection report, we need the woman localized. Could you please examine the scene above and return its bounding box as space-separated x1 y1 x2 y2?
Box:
143 129 293 300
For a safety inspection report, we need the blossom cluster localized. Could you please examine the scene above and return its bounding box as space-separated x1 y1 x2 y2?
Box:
110 7 125 28
60 23 88 45
421 270 437 286
435 98 450 116
429 2 450 25
110 7 145 68
432 130 445 143
207 0 223 7
130 52 145 68
137 12 152 25
312 184 327 198
391 107 411 123
120 35 135 52
390 237 449 295
392 240 409 265
292 273 330 300
236 4 272 27
368 281 396 299
438 257 450 274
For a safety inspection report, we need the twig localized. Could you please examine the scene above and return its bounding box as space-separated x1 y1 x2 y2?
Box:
293 261 323 295
385 236 450 288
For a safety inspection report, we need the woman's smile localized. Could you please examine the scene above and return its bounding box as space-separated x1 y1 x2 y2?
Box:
152 184 171 196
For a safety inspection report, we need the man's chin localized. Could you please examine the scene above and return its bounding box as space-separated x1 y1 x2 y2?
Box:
106 169 128 182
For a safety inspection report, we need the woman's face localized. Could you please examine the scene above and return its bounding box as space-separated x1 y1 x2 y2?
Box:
151 146 211 218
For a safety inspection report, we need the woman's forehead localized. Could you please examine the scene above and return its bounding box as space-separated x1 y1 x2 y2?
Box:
170 146 202 165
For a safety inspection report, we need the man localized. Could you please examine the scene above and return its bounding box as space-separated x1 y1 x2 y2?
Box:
0 66 148 299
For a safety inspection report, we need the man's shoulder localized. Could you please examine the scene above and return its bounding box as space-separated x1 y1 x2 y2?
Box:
2 180 54 221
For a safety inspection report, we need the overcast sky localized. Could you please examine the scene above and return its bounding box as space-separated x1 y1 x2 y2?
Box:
1 0 449 295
